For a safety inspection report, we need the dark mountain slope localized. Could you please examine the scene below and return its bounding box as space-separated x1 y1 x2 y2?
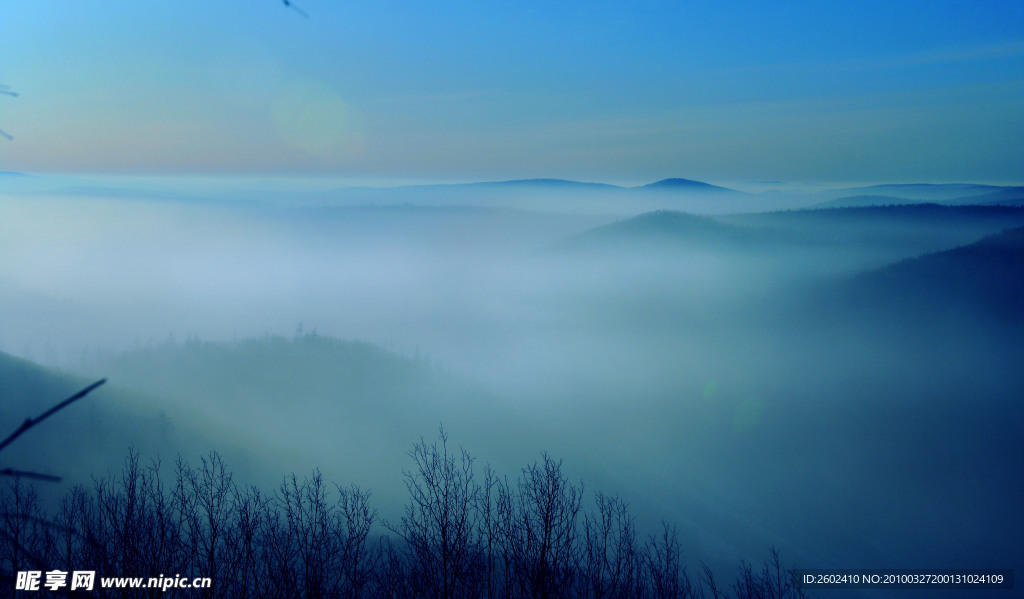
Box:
812 194 923 209
783 226 1024 344
944 187 1024 207
69 334 514 502
78 333 477 417
838 226 1024 324
831 183 1005 201
0 352 188 482
73 334 500 458
731 203 1024 227
724 204 1024 257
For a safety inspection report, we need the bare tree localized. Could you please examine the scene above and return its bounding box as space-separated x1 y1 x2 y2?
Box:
220 483 268 599
388 428 480 599
731 547 807 599
373 536 416 599
0 427 813 599
334 483 378 599
581 492 641 599
181 452 235 598
507 453 583 599
0 476 50 584
474 463 503 599
258 470 378 599
643 521 694 599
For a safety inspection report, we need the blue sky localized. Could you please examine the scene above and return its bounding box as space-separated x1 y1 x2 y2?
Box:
1 0 1022 184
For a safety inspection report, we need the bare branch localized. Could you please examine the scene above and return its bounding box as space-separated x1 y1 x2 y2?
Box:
0 85 15 141
0 379 106 454
0 469 61 483
282 0 309 18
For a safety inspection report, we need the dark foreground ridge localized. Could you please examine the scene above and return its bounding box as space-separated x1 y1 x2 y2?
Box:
0 431 807 599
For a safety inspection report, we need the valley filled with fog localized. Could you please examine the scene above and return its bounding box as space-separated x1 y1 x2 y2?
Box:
2 175 1023 595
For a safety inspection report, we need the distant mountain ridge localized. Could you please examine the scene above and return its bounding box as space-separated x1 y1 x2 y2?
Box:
564 204 1024 253
443 177 736 193
466 178 621 190
838 183 1004 197
298 177 753 215
14 174 1022 217
640 178 735 192
814 185 1024 209
558 209 764 252
356 177 734 192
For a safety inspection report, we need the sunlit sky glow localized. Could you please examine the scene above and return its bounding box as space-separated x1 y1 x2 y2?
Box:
1 0 1022 184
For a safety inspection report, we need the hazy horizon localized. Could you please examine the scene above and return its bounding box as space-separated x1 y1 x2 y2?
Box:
2 1 1023 183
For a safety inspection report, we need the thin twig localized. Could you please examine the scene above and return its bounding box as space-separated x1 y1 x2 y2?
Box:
0 469 61 482
0 379 106 454
282 0 309 18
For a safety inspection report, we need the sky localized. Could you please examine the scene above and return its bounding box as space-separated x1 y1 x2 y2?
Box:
0 0 1022 184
